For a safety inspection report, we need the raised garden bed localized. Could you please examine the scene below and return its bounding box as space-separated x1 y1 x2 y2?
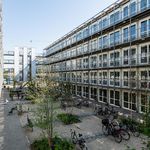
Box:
57 113 80 125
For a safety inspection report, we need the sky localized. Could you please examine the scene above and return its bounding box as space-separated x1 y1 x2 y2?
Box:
3 0 116 55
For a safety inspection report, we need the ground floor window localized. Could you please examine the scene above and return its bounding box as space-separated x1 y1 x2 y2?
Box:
110 90 120 106
140 93 149 113
77 86 82 96
71 85 76 95
123 92 136 111
83 86 89 98
90 87 97 100
99 89 107 103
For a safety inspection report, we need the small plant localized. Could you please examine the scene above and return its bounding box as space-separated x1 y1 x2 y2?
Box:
30 136 74 150
57 113 80 125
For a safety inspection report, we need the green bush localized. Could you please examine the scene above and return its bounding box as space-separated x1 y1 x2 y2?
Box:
57 113 80 125
31 136 74 150
31 138 49 150
120 116 150 137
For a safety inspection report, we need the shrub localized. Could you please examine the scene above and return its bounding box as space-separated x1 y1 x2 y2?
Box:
119 116 150 137
31 136 74 150
57 113 80 125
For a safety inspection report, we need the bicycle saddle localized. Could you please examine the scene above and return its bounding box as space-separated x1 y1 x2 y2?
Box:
78 133 83 137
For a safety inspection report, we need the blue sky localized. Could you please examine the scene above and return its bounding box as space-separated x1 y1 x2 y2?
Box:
3 0 115 54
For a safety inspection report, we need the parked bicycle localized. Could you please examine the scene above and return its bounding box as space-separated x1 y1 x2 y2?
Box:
102 118 130 143
94 103 118 117
120 122 140 137
70 129 88 150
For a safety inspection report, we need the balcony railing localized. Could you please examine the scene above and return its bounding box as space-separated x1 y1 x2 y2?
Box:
47 27 150 65
46 3 150 56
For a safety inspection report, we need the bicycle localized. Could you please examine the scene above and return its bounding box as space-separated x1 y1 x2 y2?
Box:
120 123 140 137
102 118 130 143
102 118 122 143
70 129 88 150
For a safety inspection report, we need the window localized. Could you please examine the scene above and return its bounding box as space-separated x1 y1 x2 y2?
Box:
83 28 89 38
99 72 102 85
90 88 97 100
114 31 120 44
140 94 149 112
83 43 88 53
72 85 76 95
71 73 76 82
130 71 137 88
103 36 108 48
99 21 102 31
130 25 136 40
141 0 147 11
123 71 129 87
141 45 148 63
103 54 107 67
123 92 136 111
90 56 97 68
83 72 89 83
110 33 114 46
3 68 14 74
110 72 114 86
110 52 120 66
91 40 97 51
103 72 108 85
123 28 129 42
99 55 102 67
110 14 114 25
130 48 136 65
91 24 98 34
76 59 82 69
130 2 136 16
83 87 89 98
99 89 107 103
140 71 148 89
77 86 82 96
91 72 97 84
123 6 128 18
110 90 120 106
76 72 82 83
115 72 120 86
141 20 147 37
4 59 14 64
99 37 102 49
103 18 107 28
83 58 88 69
114 11 120 23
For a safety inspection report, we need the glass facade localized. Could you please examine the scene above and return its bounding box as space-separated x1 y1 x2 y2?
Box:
45 0 150 113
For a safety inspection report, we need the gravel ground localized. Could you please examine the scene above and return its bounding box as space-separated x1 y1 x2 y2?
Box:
19 104 150 150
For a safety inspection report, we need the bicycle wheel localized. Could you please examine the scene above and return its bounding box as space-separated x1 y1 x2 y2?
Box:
114 132 122 143
71 133 77 144
120 129 130 140
102 125 109 136
81 143 88 150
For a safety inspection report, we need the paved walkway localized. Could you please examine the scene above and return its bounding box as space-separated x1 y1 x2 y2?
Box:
0 89 29 150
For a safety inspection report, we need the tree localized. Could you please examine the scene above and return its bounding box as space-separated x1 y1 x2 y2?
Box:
26 76 61 148
59 81 74 114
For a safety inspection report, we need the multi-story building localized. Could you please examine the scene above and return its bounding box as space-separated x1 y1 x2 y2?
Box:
35 54 46 79
3 47 36 87
44 0 150 113
0 0 3 96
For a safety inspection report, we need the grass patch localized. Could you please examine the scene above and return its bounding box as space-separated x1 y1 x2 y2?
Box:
31 136 74 150
57 113 80 125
